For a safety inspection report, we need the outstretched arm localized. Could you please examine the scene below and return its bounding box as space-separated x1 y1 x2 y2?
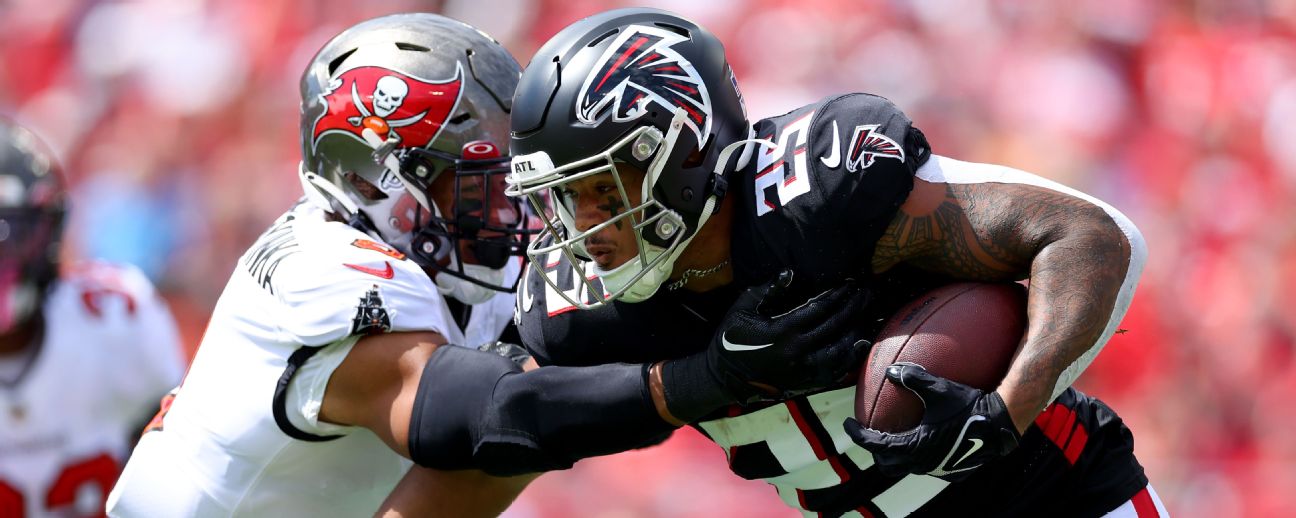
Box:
376 467 538 518
320 279 872 476
871 175 1146 433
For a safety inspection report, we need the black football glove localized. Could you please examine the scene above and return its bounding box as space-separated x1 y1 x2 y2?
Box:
843 363 1021 482
662 270 872 423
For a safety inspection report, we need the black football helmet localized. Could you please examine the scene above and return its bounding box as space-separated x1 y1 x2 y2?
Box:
0 119 65 334
507 8 751 307
298 13 532 300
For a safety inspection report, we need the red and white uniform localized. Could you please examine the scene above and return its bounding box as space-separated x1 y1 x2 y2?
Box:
107 203 464 517
0 263 184 517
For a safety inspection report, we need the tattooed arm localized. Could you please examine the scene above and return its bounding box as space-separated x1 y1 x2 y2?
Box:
871 173 1145 433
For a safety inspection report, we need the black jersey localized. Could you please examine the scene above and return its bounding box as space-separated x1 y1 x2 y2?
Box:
729 93 927 291
517 94 1147 517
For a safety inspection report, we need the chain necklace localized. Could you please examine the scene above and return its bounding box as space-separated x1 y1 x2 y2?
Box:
665 260 730 292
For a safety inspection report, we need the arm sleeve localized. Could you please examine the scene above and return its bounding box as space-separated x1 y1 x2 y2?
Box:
408 345 675 476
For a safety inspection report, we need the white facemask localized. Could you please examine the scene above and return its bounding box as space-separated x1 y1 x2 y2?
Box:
435 255 506 305
593 243 671 303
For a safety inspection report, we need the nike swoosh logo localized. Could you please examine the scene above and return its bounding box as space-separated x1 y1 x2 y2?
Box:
929 415 989 477
819 120 841 168
344 262 394 279
721 334 774 352
951 438 983 469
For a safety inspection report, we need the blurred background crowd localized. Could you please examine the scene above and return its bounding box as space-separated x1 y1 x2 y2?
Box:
3 0 1294 516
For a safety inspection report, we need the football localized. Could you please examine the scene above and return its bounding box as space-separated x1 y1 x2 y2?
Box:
855 282 1028 433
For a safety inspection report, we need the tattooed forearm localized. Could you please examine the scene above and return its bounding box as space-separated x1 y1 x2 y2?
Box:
875 178 1133 432
999 218 1130 431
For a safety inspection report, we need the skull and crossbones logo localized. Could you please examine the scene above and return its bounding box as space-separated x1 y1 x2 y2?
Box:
346 75 431 146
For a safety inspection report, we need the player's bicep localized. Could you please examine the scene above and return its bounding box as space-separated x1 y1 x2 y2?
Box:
318 331 446 456
872 178 1046 281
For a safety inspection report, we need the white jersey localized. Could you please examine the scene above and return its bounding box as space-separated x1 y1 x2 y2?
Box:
0 262 184 518
107 203 470 517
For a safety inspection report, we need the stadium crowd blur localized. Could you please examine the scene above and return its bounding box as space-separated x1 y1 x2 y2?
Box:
3 0 1294 516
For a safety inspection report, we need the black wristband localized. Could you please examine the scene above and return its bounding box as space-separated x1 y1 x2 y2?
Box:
661 352 733 424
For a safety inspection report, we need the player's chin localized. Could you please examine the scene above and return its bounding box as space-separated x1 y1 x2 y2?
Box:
591 248 640 272
589 251 621 270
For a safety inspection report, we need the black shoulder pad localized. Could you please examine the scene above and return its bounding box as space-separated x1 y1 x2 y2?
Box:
732 93 928 289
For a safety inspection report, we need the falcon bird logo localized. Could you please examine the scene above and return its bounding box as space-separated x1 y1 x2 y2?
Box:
575 25 713 147
845 124 905 173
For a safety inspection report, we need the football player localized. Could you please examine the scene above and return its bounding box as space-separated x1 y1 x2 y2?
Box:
501 8 1169 518
107 13 870 518
0 118 186 517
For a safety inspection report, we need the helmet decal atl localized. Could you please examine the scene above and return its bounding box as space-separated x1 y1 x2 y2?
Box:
312 63 464 152
845 124 905 173
576 24 713 147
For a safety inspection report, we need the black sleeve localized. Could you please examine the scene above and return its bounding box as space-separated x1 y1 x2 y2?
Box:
408 345 675 476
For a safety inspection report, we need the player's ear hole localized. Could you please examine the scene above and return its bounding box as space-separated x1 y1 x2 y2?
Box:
681 136 715 169
344 171 388 201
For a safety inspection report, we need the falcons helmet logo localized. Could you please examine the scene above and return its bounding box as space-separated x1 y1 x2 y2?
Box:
845 124 905 173
575 25 713 147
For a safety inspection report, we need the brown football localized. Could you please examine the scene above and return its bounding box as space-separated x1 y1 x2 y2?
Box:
855 282 1027 433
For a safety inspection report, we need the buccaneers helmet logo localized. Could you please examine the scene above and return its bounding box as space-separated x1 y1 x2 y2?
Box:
845 124 905 173
312 64 464 152
575 25 712 147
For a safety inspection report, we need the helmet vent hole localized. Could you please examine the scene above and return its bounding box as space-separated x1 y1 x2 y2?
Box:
682 136 714 169
327 48 358 76
588 29 619 47
343 171 388 201
449 112 472 125
395 42 431 52
653 23 690 38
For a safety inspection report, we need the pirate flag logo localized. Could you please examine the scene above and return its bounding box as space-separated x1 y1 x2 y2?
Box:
311 63 464 153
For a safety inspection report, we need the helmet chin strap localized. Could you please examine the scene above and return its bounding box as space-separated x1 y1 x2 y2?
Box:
299 162 362 217
364 128 440 217
713 131 776 176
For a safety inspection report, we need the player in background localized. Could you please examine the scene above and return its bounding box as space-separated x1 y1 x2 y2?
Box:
108 13 870 518
0 118 186 517
500 8 1168 517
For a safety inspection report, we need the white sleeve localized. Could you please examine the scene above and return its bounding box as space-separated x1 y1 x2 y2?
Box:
917 156 1149 401
270 241 453 347
282 335 363 436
